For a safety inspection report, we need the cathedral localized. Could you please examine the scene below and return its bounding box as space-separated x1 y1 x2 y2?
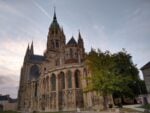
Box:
18 11 113 112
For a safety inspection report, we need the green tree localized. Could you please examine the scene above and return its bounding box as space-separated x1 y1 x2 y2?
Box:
85 49 133 109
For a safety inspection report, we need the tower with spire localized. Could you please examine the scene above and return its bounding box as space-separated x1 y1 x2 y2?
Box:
46 11 65 54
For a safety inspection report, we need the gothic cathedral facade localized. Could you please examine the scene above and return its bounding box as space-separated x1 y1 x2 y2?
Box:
18 12 113 112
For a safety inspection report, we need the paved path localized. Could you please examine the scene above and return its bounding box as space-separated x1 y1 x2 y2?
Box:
123 104 145 112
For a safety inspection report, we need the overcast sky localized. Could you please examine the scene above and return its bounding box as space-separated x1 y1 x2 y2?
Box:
0 0 150 98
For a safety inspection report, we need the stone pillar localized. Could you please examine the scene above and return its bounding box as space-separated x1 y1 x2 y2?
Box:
49 75 51 92
49 75 51 110
72 70 76 109
65 72 68 90
65 71 68 110
56 74 59 111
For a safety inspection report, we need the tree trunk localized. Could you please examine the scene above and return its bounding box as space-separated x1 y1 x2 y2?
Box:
103 95 108 110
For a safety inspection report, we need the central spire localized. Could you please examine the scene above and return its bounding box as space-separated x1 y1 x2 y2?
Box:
49 7 60 30
53 6 57 22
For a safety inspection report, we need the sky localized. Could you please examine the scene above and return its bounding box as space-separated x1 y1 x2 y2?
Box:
0 0 150 98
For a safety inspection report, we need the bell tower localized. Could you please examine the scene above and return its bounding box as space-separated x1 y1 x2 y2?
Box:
45 10 66 57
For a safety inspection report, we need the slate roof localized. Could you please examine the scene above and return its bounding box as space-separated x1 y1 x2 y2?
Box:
0 95 9 101
67 37 77 46
9 98 17 103
0 95 17 103
141 61 150 70
30 55 45 63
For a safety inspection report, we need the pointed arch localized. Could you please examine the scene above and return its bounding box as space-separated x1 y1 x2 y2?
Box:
55 39 59 48
67 70 72 88
46 76 49 91
51 40 55 48
34 82 38 97
43 78 46 92
58 71 65 90
29 65 40 80
75 70 80 88
51 74 56 91
70 48 73 59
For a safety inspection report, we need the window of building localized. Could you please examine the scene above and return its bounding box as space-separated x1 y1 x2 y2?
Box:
51 30 54 34
34 82 38 97
43 79 46 90
75 70 80 88
56 40 59 48
51 74 56 91
59 72 65 89
67 70 72 88
46 76 49 91
51 40 55 48
29 65 40 80
70 48 73 59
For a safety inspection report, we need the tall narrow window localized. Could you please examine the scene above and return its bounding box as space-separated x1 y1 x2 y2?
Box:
51 74 56 91
51 40 55 48
67 71 72 88
29 65 40 80
75 70 80 88
59 72 65 89
34 82 38 97
43 79 46 90
46 76 49 91
55 59 60 66
56 40 59 48
70 48 73 59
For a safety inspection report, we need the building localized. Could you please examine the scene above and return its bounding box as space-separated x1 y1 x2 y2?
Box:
0 94 17 111
141 61 150 93
141 61 150 104
18 11 113 112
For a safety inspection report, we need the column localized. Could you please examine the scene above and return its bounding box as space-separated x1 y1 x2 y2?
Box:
72 70 76 109
56 74 59 111
65 71 68 109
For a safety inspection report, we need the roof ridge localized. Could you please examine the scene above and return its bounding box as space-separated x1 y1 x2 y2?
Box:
141 61 150 70
67 37 77 45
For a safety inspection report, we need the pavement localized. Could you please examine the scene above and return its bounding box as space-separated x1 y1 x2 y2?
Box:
76 104 145 113
123 104 145 112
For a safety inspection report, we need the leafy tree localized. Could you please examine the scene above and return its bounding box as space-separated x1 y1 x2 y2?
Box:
111 50 140 101
85 49 133 109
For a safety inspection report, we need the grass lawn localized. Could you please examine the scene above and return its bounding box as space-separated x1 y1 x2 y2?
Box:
0 110 77 113
140 104 150 110
0 111 62 113
121 108 143 113
0 111 19 113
